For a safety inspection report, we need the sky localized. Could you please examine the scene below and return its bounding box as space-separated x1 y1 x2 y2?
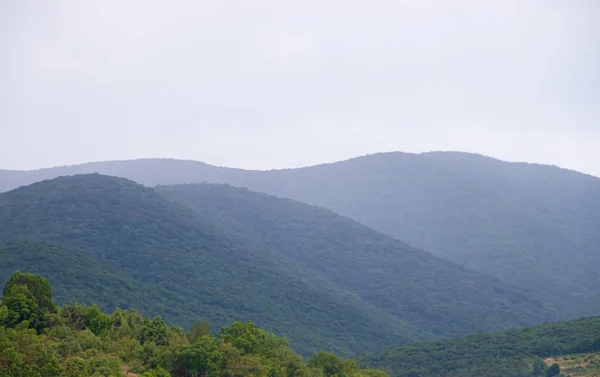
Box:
1 0 599 176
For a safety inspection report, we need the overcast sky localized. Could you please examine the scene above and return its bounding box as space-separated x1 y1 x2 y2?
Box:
1 1 599 176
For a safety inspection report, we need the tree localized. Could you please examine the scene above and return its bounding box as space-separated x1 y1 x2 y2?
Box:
546 364 560 377
218 321 286 358
0 304 7 322
64 356 86 377
139 315 170 347
188 319 211 343
2 271 56 312
169 335 222 377
532 359 546 376
219 342 265 377
84 304 111 336
308 352 347 377
1 284 46 332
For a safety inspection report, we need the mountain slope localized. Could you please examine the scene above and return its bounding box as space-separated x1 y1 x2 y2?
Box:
3 152 597 317
358 316 600 377
0 241 147 311
0 174 426 356
156 183 553 338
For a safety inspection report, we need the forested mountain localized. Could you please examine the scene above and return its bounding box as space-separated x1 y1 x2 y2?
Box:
0 174 424 356
0 271 386 377
157 183 552 337
0 174 556 356
3 152 598 318
358 316 600 377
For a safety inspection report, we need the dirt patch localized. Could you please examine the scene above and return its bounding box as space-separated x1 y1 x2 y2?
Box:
121 363 138 377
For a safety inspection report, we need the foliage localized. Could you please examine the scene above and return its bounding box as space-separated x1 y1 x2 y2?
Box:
1 271 57 333
0 271 384 377
545 352 600 377
359 316 600 377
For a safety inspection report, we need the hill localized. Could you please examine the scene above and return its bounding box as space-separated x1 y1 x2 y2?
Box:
3 152 598 317
0 174 424 356
0 271 387 377
358 316 600 377
157 183 553 338
0 241 151 312
544 352 600 377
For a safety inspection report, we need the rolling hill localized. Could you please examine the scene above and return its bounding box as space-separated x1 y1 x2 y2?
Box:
0 174 556 356
358 316 600 377
0 174 425 356
157 183 553 338
3 152 597 318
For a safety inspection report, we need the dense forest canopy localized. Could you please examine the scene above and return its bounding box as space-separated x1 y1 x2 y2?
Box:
0 271 388 377
3 152 598 320
157 182 553 337
0 174 558 356
1 164 598 377
0 175 420 356
359 316 600 377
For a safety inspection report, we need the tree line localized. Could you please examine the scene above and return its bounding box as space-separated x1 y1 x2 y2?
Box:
0 271 388 377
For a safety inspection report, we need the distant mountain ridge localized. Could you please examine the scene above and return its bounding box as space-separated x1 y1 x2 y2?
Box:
1 152 599 319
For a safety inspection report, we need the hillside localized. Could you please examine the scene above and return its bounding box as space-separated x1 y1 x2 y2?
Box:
157 183 553 338
0 241 151 312
358 316 600 377
0 174 425 356
545 352 600 377
3 152 598 317
1 271 387 377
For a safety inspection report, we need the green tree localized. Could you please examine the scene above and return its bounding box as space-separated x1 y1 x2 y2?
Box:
64 356 87 377
308 352 347 377
1 284 46 332
84 304 111 336
546 364 560 377
218 321 286 358
169 335 222 377
3 271 56 312
188 319 211 343
219 342 265 377
532 359 546 376
139 315 170 347
0 304 7 322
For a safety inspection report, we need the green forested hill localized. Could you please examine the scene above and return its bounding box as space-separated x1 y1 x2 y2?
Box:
0 241 148 312
0 174 424 356
1 152 598 318
359 316 600 377
0 174 558 357
157 183 553 338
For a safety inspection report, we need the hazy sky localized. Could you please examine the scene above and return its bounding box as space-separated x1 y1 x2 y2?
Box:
1 1 599 176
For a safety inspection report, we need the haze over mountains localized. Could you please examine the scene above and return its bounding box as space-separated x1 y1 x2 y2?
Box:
1 151 599 319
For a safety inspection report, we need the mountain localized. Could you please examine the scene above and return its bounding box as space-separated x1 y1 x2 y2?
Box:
0 174 557 356
0 241 149 312
3 152 598 317
544 351 600 377
156 183 552 338
358 316 600 377
0 174 426 356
